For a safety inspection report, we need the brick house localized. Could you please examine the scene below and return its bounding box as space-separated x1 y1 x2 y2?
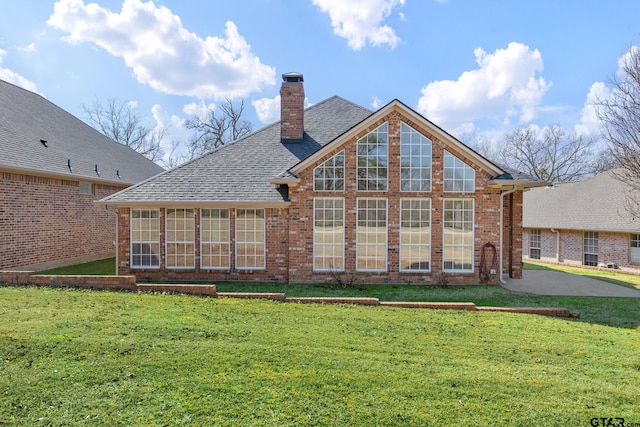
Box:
100 73 543 285
0 79 164 271
523 169 640 272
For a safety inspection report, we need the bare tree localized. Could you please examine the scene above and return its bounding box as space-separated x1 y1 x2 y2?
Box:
497 125 597 182
185 98 252 157
83 97 165 162
594 45 640 215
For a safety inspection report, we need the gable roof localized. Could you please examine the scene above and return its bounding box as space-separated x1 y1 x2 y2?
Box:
100 95 543 207
523 169 640 233
0 79 164 185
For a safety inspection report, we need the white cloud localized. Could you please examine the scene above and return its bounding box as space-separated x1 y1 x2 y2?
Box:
251 95 314 124
183 101 216 121
0 49 40 93
312 0 405 50
150 103 190 164
371 95 383 109
18 43 37 53
417 42 551 130
47 0 276 99
575 82 608 137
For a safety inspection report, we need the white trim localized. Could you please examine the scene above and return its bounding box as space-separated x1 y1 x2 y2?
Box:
200 208 231 271
356 197 388 272
399 198 432 273
130 208 161 269
235 208 266 270
164 208 196 270
442 198 475 273
312 197 345 272
400 122 432 193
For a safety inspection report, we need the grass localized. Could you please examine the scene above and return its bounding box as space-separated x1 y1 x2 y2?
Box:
37 258 116 276
1 285 639 426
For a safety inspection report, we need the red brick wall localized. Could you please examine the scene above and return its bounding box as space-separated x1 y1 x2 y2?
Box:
280 81 304 141
0 171 124 270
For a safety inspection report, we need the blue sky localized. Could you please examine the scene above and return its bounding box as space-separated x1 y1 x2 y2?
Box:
1 0 639 164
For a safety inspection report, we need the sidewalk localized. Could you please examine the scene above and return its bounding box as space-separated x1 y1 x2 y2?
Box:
503 270 640 297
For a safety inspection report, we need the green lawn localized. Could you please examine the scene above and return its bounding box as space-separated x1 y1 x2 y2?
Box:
1 286 639 426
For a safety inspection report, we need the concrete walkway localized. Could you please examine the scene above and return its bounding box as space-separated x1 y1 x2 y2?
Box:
503 270 640 297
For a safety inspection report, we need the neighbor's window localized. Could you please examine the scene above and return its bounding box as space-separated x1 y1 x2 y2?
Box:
529 229 541 260
400 199 431 272
357 123 388 191
201 208 230 269
79 182 94 195
443 199 474 272
583 231 598 267
314 151 345 191
631 234 640 263
236 208 265 269
444 151 475 192
130 208 160 268
356 198 387 271
313 198 345 271
166 208 195 269
400 123 432 192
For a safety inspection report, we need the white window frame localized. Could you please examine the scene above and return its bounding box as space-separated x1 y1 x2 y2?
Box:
400 123 432 192
165 208 195 269
356 198 388 272
444 151 475 193
631 234 640 263
529 229 541 260
79 182 94 195
314 151 345 192
400 198 431 272
583 231 598 267
313 198 345 272
201 208 230 270
130 208 160 269
443 199 474 273
357 123 388 192
235 208 266 270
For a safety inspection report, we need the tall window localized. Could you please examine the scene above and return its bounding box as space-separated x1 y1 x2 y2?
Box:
313 198 345 271
236 209 265 269
443 199 474 272
357 123 388 191
444 151 475 192
584 231 598 267
357 198 387 271
400 123 432 192
314 151 345 191
400 199 431 272
201 208 230 269
631 234 640 263
529 229 541 260
166 208 195 268
130 208 160 268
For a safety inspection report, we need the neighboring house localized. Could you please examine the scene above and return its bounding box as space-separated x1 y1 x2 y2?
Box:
523 169 640 272
0 79 164 271
100 73 543 285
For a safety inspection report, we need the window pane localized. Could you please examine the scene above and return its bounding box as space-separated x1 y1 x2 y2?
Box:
236 209 265 269
165 209 195 269
314 151 345 191
357 124 388 191
400 123 432 192
400 199 431 271
314 198 345 271
201 208 230 269
443 151 475 193
443 199 474 272
130 209 160 268
356 198 387 271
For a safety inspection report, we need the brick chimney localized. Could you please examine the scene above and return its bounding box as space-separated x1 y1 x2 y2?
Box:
280 72 304 142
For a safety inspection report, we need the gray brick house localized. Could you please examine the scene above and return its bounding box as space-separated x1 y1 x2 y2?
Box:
100 73 544 285
0 79 164 270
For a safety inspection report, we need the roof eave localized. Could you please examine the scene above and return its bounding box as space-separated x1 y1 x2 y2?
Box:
486 178 549 190
95 199 291 208
0 164 134 186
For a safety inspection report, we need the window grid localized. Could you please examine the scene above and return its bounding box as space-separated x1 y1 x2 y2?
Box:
236 209 265 270
400 123 432 192
314 151 345 191
443 199 474 272
444 151 475 192
357 123 388 191
400 199 431 272
165 208 195 269
584 231 598 267
631 234 640 263
130 208 160 268
529 229 541 260
313 198 345 271
201 208 230 269
356 198 388 271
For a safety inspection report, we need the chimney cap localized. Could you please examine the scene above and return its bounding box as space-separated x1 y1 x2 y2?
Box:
282 72 303 83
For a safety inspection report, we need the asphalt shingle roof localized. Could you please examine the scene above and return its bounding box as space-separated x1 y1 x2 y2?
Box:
0 79 164 185
523 169 640 233
101 96 373 204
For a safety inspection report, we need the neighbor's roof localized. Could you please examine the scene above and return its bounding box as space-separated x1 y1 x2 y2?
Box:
523 169 640 233
0 79 164 185
100 95 543 206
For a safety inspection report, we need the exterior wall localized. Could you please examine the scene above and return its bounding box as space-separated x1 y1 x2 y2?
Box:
523 228 640 273
0 171 124 270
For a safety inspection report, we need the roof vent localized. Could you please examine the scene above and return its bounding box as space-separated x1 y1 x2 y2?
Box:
282 72 304 83
40 139 48 147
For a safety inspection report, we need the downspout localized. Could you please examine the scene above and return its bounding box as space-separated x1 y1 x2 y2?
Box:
499 186 517 285
551 228 560 262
